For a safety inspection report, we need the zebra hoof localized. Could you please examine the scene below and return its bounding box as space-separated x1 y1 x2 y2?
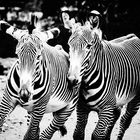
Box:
39 138 50 140
0 127 2 133
59 125 67 136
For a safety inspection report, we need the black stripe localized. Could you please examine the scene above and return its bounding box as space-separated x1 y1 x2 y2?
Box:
13 68 20 88
33 64 49 100
86 76 107 102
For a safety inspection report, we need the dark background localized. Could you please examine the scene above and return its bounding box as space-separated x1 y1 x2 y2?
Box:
0 0 140 58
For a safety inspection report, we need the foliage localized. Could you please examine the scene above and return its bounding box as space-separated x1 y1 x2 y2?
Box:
0 0 140 39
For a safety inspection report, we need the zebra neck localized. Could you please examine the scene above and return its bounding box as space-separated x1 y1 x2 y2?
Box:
41 47 68 90
83 48 107 90
32 62 52 101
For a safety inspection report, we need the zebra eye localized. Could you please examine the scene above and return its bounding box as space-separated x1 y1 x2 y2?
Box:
86 44 91 49
68 55 70 61
36 55 41 61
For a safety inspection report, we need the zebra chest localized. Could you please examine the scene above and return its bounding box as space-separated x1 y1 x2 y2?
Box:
82 88 105 108
20 96 69 113
45 95 68 113
115 89 136 107
20 100 35 112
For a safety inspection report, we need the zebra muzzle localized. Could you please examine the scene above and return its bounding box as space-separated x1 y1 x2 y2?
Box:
67 77 79 89
19 89 31 103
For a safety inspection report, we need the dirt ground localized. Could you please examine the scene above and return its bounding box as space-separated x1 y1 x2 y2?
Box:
0 58 140 140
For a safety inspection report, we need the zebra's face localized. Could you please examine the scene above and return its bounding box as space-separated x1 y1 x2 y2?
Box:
0 19 60 103
67 26 95 86
16 34 43 103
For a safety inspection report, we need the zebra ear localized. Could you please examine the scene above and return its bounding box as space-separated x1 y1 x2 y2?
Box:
62 12 76 31
88 10 101 29
47 27 60 38
43 27 60 41
0 20 28 40
35 27 60 42
88 16 99 29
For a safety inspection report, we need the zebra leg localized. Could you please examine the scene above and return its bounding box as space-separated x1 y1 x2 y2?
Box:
117 96 140 140
73 100 90 140
92 106 120 140
40 105 76 140
26 113 31 126
23 108 45 140
0 92 16 132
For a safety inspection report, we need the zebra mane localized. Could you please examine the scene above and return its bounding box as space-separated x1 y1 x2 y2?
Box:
27 14 42 34
27 14 36 34
71 23 102 42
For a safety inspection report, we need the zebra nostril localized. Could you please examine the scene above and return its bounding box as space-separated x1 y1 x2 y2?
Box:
67 73 70 79
67 77 79 89
73 79 78 85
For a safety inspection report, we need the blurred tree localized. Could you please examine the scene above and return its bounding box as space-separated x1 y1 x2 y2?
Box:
0 0 140 39
24 0 43 11
41 0 63 17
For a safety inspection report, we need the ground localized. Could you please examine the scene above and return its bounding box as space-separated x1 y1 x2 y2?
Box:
0 58 140 140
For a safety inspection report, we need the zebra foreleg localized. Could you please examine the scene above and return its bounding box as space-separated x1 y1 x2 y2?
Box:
23 108 45 140
117 96 140 140
39 105 75 140
92 106 120 140
73 101 90 140
25 112 31 126
0 92 16 132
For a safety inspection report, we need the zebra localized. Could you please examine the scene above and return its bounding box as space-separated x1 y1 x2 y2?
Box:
62 13 140 140
0 20 80 140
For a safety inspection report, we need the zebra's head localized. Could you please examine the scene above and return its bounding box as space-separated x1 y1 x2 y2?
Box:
15 34 43 102
0 18 60 103
62 13 102 87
